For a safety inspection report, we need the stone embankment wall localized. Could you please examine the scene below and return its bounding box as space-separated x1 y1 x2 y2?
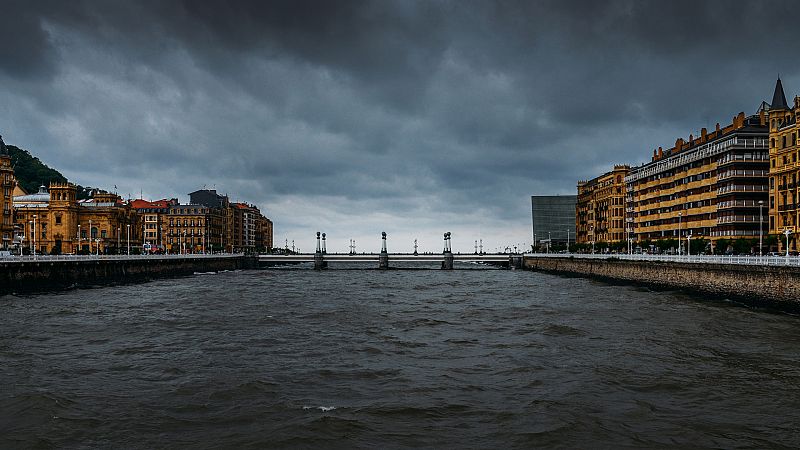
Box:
525 256 800 311
0 256 259 295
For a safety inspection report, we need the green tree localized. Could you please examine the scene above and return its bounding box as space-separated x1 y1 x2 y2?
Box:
732 238 754 255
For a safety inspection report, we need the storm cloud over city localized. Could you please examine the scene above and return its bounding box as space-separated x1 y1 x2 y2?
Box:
1 0 798 252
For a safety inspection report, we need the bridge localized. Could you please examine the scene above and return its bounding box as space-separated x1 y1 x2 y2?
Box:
259 232 523 269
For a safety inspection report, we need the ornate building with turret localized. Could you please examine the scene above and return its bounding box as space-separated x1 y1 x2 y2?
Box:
766 78 800 252
13 183 141 254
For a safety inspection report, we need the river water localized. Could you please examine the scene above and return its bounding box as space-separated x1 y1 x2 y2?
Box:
1 265 799 448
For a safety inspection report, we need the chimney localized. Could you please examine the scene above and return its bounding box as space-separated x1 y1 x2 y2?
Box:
716 122 720 133
658 147 663 158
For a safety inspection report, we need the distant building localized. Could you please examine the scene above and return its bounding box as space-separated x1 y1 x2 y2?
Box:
576 165 629 244
189 189 229 209
0 138 14 250
531 195 577 247
131 198 178 252
166 203 224 254
13 183 141 255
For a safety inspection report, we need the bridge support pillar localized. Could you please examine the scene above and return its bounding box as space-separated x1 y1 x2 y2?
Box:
441 232 453 269
379 232 389 269
314 231 326 269
442 252 454 270
314 252 326 270
509 254 523 270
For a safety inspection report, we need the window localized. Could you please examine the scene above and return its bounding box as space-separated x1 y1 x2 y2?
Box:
55 215 61 225
101 230 107 238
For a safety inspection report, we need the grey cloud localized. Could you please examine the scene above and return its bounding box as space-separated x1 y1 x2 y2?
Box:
4 0 800 251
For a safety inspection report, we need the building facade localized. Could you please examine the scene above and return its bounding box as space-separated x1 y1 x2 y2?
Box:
13 184 141 254
0 136 14 250
531 195 577 247
625 112 769 247
767 78 800 251
165 204 224 254
576 165 629 245
131 198 178 253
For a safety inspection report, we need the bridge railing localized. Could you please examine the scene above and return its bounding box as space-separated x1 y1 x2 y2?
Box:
525 252 800 267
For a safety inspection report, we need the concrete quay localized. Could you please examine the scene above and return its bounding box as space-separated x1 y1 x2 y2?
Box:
524 254 800 312
0 254 258 295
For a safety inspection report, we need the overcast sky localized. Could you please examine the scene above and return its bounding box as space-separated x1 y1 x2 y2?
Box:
1 0 798 252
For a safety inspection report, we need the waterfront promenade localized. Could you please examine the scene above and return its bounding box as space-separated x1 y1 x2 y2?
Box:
0 253 254 294
526 252 800 267
524 253 800 311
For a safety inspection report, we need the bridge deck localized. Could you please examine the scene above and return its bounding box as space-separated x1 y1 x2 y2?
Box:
259 253 511 263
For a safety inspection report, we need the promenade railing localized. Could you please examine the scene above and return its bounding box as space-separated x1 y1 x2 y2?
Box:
525 252 800 267
0 253 245 263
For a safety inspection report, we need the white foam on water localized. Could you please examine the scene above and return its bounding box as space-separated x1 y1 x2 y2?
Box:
303 406 336 412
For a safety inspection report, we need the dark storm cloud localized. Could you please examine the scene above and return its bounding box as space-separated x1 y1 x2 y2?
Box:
3 0 800 250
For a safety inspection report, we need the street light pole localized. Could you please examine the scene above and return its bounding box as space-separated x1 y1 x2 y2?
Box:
677 212 682 255
33 214 37 258
126 224 130 255
687 234 692 256
77 224 81 254
758 200 764 256
784 229 792 259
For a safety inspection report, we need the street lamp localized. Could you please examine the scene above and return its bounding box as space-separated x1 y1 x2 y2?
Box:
29 220 33 256
33 214 37 258
95 238 100 256
677 212 683 255
126 224 130 255
590 225 595 254
784 228 792 258
758 200 764 256
89 219 92 255
117 226 120 254
76 224 81 255
686 233 692 256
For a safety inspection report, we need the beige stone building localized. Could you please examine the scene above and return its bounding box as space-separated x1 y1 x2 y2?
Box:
576 165 629 245
13 183 141 254
0 137 14 250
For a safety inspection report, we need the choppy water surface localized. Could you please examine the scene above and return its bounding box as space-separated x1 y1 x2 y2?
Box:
2 266 799 448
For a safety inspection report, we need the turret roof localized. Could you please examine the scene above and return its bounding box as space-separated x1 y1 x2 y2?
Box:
772 78 789 110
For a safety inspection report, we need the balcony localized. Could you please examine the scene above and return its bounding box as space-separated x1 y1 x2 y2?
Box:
716 169 769 180
716 200 766 210
778 203 797 212
717 215 761 224
717 185 768 195
717 153 769 166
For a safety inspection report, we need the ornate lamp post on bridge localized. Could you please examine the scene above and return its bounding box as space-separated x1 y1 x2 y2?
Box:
677 212 683 256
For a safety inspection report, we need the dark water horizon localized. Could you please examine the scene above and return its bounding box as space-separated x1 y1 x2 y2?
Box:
2 266 799 448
